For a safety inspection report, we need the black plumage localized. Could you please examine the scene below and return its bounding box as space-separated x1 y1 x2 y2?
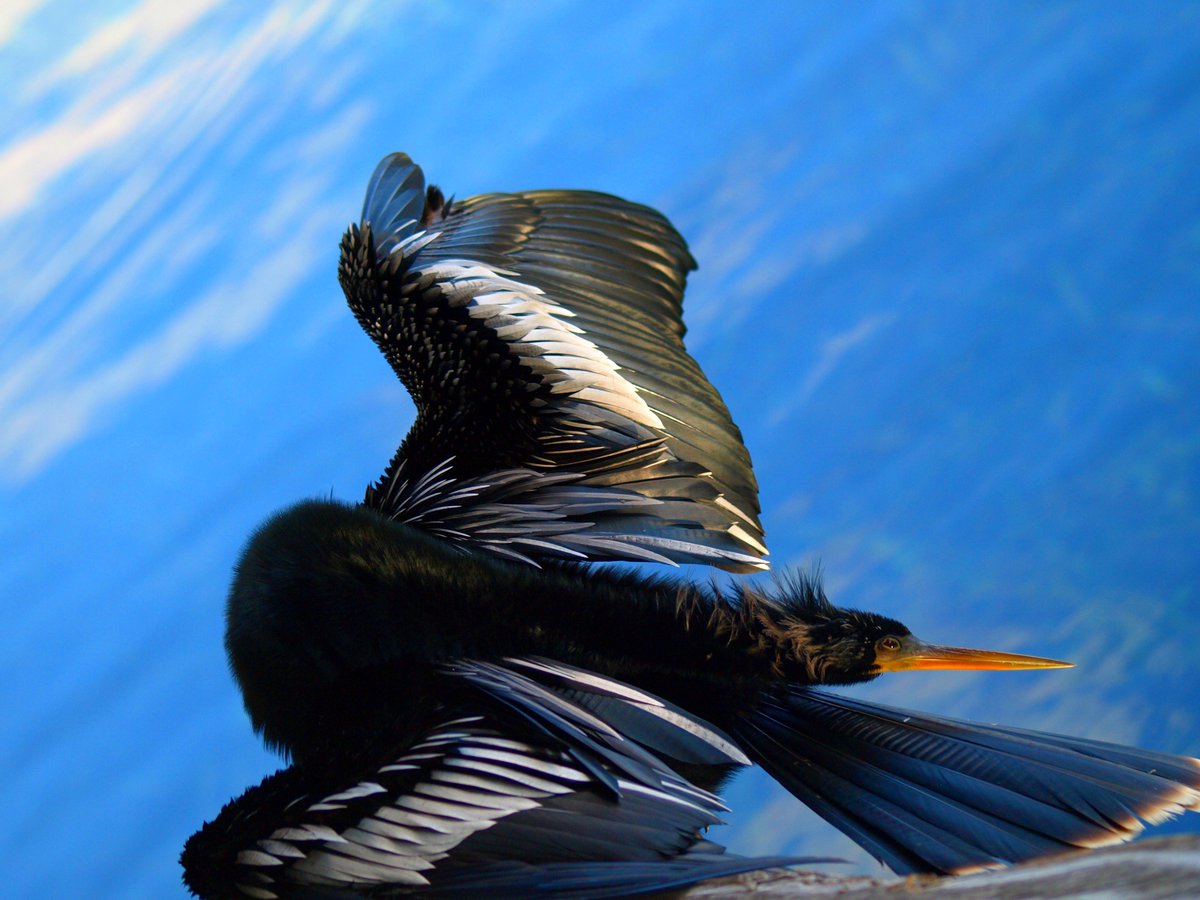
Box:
338 153 765 571
183 154 1200 898
184 647 808 898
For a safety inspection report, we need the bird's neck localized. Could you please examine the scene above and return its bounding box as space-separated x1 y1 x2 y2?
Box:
224 499 824 764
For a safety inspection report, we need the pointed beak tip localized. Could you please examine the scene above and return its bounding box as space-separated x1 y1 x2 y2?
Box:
1003 654 1075 671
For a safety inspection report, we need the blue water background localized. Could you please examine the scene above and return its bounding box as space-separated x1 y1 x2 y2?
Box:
2 2 1198 896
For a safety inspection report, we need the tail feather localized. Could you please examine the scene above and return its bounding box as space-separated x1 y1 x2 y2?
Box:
731 688 1200 875
819 693 1200 829
739 710 999 873
788 696 1148 834
953 721 1200 793
743 701 1063 872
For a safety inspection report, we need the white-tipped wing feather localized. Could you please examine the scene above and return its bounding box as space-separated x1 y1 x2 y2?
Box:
338 153 767 571
191 660 781 898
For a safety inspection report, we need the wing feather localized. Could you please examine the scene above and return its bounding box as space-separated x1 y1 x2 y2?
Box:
339 153 767 571
182 661 790 898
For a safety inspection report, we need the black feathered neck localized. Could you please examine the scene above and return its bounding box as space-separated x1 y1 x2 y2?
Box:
768 569 837 619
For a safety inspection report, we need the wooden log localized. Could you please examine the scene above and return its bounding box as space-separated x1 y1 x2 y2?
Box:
683 835 1200 898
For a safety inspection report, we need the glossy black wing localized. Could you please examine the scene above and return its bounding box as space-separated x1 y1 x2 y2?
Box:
181 661 812 898
338 153 766 572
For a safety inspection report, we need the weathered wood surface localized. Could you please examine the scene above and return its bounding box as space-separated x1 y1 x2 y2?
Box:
683 835 1200 898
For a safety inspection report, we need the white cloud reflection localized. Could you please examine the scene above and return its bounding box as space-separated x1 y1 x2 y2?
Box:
0 0 368 483
0 0 45 47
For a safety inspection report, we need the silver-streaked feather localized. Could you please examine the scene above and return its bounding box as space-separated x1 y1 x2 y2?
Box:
339 153 768 572
215 660 766 897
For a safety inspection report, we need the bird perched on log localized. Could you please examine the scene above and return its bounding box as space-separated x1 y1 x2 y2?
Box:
183 154 1200 898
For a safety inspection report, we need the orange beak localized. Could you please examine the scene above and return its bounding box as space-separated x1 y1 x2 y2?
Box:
874 637 1073 673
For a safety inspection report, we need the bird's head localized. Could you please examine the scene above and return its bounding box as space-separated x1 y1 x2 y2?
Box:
769 573 1072 685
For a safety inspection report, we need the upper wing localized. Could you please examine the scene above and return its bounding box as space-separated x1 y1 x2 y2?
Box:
181 661 809 898
338 153 767 572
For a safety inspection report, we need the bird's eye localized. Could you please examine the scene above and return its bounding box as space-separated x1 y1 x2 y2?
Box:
877 636 902 653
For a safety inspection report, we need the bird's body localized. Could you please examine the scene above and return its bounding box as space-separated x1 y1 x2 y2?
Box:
183 154 1200 898
224 501 765 767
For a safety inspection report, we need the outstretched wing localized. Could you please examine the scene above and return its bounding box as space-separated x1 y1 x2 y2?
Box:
181 661 811 898
338 153 767 572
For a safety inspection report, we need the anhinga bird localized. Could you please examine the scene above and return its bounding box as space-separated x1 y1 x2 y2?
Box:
183 154 1200 898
